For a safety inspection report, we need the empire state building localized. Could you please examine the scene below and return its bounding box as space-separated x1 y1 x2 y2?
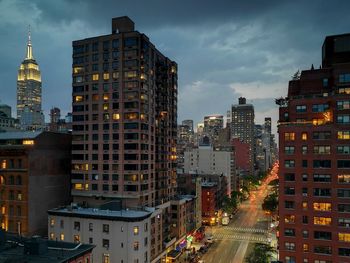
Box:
17 30 44 130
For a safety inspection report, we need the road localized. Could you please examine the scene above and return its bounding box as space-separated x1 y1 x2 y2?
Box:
201 167 278 263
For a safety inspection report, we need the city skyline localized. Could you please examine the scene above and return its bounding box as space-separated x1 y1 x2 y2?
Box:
1 1 350 135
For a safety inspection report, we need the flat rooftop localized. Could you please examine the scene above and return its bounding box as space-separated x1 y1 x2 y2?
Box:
48 206 153 222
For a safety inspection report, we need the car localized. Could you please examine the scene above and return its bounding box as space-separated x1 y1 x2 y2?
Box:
206 237 214 243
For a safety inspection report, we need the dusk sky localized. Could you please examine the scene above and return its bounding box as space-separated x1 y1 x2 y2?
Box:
1 0 350 135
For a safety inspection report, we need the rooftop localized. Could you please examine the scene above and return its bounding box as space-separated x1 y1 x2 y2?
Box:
0 233 94 263
48 205 153 222
0 131 42 140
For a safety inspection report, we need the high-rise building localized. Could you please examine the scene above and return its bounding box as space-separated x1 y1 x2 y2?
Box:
231 97 255 175
203 114 224 143
70 16 177 208
17 30 44 130
278 33 350 263
50 17 178 263
182 119 194 134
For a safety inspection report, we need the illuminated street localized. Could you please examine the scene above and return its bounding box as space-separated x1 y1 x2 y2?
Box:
201 164 278 263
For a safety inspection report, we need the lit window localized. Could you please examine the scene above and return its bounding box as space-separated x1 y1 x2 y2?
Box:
133 241 139 250
74 95 83 102
50 233 54 240
284 215 295 224
22 140 34 145
73 67 84 74
313 202 332 211
74 235 80 243
92 74 99 81
284 132 295 141
339 233 350 242
103 103 109 110
302 202 308 210
1 160 7 169
112 72 119 79
74 183 83 190
303 244 309 252
314 217 332 226
134 226 139 235
50 218 55 227
112 113 120 120
103 254 110 263
301 132 308 140
338 131 350 140
103 73 110 80
60 233 64 241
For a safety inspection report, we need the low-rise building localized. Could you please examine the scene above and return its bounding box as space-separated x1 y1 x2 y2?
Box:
48 204 154 263
0 131 71 236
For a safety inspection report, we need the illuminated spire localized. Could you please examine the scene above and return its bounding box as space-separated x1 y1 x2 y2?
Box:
25 25 34 60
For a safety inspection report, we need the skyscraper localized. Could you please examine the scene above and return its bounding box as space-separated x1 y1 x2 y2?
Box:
17 29 44 130
231 97 255 175
49 17 178 263
278 33 350 263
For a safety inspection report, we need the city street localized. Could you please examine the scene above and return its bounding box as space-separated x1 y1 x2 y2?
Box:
201 167 278 263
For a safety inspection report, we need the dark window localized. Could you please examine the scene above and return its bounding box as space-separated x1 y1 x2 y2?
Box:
313 160 331 168
284 229 295 237
338 160 350 168
314 231 332 240
313 188 331 197
284 187 295 195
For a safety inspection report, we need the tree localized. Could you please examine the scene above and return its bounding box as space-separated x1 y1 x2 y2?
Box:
262 192 278 214
245 243 276 263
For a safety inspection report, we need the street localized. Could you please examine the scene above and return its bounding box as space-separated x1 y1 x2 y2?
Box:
201 169 278 263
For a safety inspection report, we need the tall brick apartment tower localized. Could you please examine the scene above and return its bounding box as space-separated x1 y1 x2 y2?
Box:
278 33 350 263
71 16 177 208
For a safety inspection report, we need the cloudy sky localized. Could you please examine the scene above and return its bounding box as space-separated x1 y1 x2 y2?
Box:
1 0 350 135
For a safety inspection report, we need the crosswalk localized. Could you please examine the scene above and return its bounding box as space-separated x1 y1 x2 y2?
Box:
212 232 269 243
219 226 268 234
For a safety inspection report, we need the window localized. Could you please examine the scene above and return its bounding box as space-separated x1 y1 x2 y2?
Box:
314 231 332 240
103 239 110 248
337 100 350 110
338 131 350 140
285 132 295 141
313 174 331 182
302 174 308 181
74 221 80 231
133 226 139 235
284 215 295 224
301 132 308 140
313 146 331 154
285 256 296 263
313 203 332 212
285 242 295 251
60 233 64 241
284 173 295 181
337 145 350 154
285 201 295 209
89 223 93 231
313 160 331 168
337 115 350 124
50 218 55 227
339 204 350 213
74 235 80 243
302 146 308 154
302 160 308 168
338 233 350 242
312 104 329 112
338 218 350 228
339 247 350 257
285 160 295 168
102 254 110 263
338 174 350 183
296 105 307 112
339 73 350 83
302 230 309 238
284 146 295 154
338 160 350 168
92 74 99 81
314 217 332 226
284 187 295 195
302 215 308 224
313 131 331 140
103 224 109 233
313 188 331 197
314 245 332 255
338 189 350 198
284 228 295 237
133 241 139 251
303 243 309 252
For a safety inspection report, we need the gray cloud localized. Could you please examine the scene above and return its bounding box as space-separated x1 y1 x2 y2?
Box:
0 0 350 137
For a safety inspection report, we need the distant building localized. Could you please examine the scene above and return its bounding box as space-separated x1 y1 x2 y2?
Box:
278 33 350 263
184 146 234 194
17 30 44 131
0 131 71 236
182 120 194 134
231 97 255 175
203 114 224 144
0 104 17 132
49 107 72 132
0 231 94 263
